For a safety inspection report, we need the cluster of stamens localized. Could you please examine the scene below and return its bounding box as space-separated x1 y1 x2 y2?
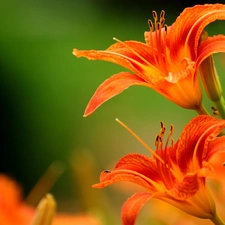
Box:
148 10 167 33
154 122 177 189
155 121 174 151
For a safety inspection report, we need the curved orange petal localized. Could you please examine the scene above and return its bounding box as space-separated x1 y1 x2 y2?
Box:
197 35 225 67
121 193 152 225
159 189 214 218
92 154 162 191
73 41 162 82
171 115 225 173
167 4 225 60
106 41 156 66
84 72 149 117
92 169 157 190
167 173 199 201
206 136 225 160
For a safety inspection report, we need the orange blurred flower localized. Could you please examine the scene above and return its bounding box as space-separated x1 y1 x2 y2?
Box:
0 174 101 225
93 115 225 225
73 4 225 117
0 174 34 225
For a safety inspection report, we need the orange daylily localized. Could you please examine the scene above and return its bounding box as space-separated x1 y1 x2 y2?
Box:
0 174 34 225
93 115 225 225
73 4 225 117
0 174 102 225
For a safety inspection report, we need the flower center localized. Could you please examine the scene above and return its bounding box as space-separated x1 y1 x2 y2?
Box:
116 118 177 181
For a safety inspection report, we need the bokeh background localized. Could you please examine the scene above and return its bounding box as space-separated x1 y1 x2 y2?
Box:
1 0 225 224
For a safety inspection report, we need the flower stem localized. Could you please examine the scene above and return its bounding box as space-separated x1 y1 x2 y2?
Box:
214 95 225 119
195 104 210 115
210 214 225 225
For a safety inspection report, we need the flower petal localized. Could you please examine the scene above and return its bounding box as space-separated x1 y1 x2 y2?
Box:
197 35 225 67
114 153 160 181
92 154 163 191
167 4 225 60
164 171 215 216
167 173 199 201
206 136 225 161
73 41 161 82
121 193 152 225
84 72 149 117
170 115 225 173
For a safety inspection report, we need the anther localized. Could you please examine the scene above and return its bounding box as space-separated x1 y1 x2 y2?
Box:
103 170 111 173
148 19 153 30
170 124 174 134
160 10 165 19
155 135 160 147
160 18 165 26
164 25 168 33
157 23 160 30
152 11 158 21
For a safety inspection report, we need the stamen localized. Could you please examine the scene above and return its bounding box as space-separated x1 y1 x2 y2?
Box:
160 122 165 136
112 37 155 68
155 135 159 148
149 10 167 71
164 25 168 33
152 11 158 21
157 23 160 30
160 18 165 26
162 127 166 135
116 118 178 179
171 138 174 146
116 118 165 164
165 124 174 149
160 122 166 135
160 10 165 20
156 122 165 151
170 124 174 133
148 19 154 31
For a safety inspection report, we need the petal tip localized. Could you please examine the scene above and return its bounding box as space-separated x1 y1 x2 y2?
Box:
83 108 93 118
72 48 79 56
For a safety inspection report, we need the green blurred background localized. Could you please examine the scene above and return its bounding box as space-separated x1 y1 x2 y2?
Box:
1 0 225 224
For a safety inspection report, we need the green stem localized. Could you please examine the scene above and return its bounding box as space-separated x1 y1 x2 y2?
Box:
195 104 210 115
210 214 225 225
214 95 225 119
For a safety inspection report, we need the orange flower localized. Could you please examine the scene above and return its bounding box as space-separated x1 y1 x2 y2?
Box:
73 4 225 117
93 115 225 225
0 174 102 225
0 174 34 225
